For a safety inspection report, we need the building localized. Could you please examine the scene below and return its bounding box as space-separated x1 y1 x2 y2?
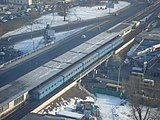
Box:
2 0 33 5
128 28 160 69
1 0 73 5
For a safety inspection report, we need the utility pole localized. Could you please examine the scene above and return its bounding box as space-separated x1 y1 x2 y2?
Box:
63 0 66 21
31 23 35 50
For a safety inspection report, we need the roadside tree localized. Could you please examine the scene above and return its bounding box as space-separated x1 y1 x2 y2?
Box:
124 75 160 120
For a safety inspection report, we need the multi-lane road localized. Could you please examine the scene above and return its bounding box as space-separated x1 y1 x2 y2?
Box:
0 1 154 87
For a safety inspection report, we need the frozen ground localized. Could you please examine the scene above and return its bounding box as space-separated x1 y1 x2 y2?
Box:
1 1 130 38
39 94 133 120
37 93 159 120
95 94 132 120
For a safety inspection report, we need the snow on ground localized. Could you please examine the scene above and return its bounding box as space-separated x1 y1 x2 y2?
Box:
13 26 86 53
1 1 130 38
38 94 133 120
38 97 81 115
37 93 159 120
95 94 132 120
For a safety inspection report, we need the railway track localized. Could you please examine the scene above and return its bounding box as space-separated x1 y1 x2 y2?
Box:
125 1 160 22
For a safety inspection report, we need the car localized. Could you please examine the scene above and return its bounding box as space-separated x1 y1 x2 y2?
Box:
0 16 4 20
0 19 8 23
7 15 14 20
81 35 86 39
0 52 5 56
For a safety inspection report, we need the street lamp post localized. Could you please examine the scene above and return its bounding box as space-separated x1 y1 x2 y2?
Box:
97 16 101 31
117 62 123 91
31 23 35 50
68 15 70 30
63 0 66 21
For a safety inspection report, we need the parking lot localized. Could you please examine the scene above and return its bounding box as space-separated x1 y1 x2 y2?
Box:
0 4 56 36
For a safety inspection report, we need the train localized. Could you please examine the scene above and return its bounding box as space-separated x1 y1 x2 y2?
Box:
0 22 133 119
30 35 124 100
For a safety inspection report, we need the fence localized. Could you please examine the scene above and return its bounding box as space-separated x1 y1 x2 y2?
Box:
89 87 121 97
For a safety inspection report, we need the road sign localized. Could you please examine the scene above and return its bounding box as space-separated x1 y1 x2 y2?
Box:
106 3 114 8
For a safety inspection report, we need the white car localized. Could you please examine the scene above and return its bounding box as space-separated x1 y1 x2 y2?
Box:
0 52 5 56
1 19 7 23
81 35 86 39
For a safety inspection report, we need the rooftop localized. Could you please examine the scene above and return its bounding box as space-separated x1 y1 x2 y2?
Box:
21 113 75 120
132 28 160 65
107 22 133 33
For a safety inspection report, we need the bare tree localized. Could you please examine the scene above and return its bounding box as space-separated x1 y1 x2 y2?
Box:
124 75 160 120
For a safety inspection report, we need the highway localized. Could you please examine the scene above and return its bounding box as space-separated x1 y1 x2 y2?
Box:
0 0 143 50
0 1 150 87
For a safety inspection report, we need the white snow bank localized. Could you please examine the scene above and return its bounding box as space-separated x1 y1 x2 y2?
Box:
1 1 130 38
13 26 86 53
95 94 132 120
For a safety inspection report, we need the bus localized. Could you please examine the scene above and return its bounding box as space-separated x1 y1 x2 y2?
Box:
143 79 154 87
106 83 124 91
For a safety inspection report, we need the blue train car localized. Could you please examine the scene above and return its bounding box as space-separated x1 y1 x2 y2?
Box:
30 36 124 100
62 63 84 82
31 76 64 100
111 36 124 47
82 53 99 69
98 43 113 58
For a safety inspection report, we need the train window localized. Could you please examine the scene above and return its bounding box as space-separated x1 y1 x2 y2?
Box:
14 95 24 106
51 85 54 88
2 104 9 111
42 91 44 94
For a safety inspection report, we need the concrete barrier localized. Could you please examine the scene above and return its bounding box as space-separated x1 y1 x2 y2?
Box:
115 38 135 54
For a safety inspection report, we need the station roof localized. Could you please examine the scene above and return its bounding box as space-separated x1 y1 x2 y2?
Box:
56 110 84 119
21 113 75 120
107 22 133 33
